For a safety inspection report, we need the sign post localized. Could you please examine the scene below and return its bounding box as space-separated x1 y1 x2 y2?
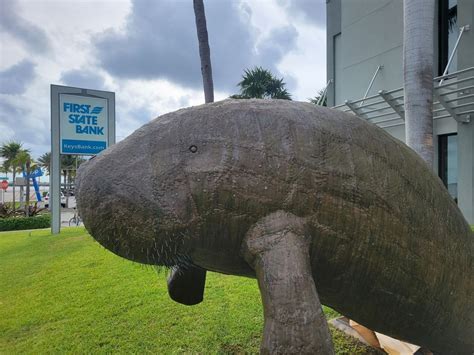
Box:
51 85 115 234
1 180 8 204
15 177 26 209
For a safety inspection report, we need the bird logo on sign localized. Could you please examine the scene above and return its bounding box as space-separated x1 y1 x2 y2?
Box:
90 107 103 115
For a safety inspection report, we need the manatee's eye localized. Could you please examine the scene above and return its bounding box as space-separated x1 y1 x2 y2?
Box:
189 145 198 153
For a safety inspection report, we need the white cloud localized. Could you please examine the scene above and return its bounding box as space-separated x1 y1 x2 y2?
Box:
91 0 299 92
244 0 327 99
279 23 327 100
0 0 327 160
0 59 36 95
0 0 51 55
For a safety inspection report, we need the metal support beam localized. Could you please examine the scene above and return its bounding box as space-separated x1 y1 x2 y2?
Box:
317 80 332 106
334 67 474 127
345 100 364 117
378 90 405 120
359 65 383 107
439 25 470 85
434 90 470 123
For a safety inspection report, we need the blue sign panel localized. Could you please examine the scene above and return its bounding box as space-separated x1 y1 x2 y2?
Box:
59 94 108 155
27 168 44 178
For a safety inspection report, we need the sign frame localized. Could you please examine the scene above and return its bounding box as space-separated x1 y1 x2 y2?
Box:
50 84 115 234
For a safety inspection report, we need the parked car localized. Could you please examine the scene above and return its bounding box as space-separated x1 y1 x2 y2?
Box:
44 192 66 208
61 187 75 196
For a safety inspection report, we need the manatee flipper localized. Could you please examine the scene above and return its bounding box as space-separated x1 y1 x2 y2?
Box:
167 265 206 306
242 211 334 354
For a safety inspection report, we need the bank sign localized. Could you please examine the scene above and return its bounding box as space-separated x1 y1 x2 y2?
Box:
59 94 109 154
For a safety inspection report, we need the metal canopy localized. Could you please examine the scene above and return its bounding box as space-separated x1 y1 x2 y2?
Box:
333 67 474 128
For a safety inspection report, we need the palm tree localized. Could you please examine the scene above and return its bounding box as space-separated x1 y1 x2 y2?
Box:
1 161 9 176
193 0 214 104
67 156 85 189
403 0 435 167
61 155 76 190
0 141 28 211
231 67 291 100
177 1 214 300
38 152 51 176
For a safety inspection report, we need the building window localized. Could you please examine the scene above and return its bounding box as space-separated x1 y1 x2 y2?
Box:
438 133 458 202
438 0 458 75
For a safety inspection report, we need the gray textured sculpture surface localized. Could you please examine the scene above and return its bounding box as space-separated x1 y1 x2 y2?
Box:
77 99 474 354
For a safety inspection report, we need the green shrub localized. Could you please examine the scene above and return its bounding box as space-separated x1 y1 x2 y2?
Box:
0 214 51 231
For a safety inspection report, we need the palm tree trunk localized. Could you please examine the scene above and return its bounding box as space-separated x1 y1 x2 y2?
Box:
25 160 30 217
193 0 214 104
63 170 67 194
403 0 435 167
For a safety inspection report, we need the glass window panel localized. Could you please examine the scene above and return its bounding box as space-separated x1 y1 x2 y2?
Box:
447 1 458 72
446 135 458 200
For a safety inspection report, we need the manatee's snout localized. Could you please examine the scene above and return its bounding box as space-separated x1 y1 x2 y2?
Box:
76 140 188 267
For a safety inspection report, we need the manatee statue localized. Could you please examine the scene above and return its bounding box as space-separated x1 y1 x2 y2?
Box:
76 99 474 354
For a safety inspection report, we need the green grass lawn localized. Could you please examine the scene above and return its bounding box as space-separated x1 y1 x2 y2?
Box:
0 228 378 354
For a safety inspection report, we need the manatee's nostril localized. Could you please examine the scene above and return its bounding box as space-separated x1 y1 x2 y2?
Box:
189 145 198 153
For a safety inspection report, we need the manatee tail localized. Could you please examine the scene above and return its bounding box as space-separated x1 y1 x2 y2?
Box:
242 211 334 354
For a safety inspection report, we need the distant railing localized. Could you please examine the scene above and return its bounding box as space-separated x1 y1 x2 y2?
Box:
333 67 474 128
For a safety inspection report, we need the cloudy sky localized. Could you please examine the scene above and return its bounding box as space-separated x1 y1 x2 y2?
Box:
0 0 326 159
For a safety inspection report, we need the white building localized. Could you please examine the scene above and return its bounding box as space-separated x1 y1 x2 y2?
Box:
327 0 474 224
